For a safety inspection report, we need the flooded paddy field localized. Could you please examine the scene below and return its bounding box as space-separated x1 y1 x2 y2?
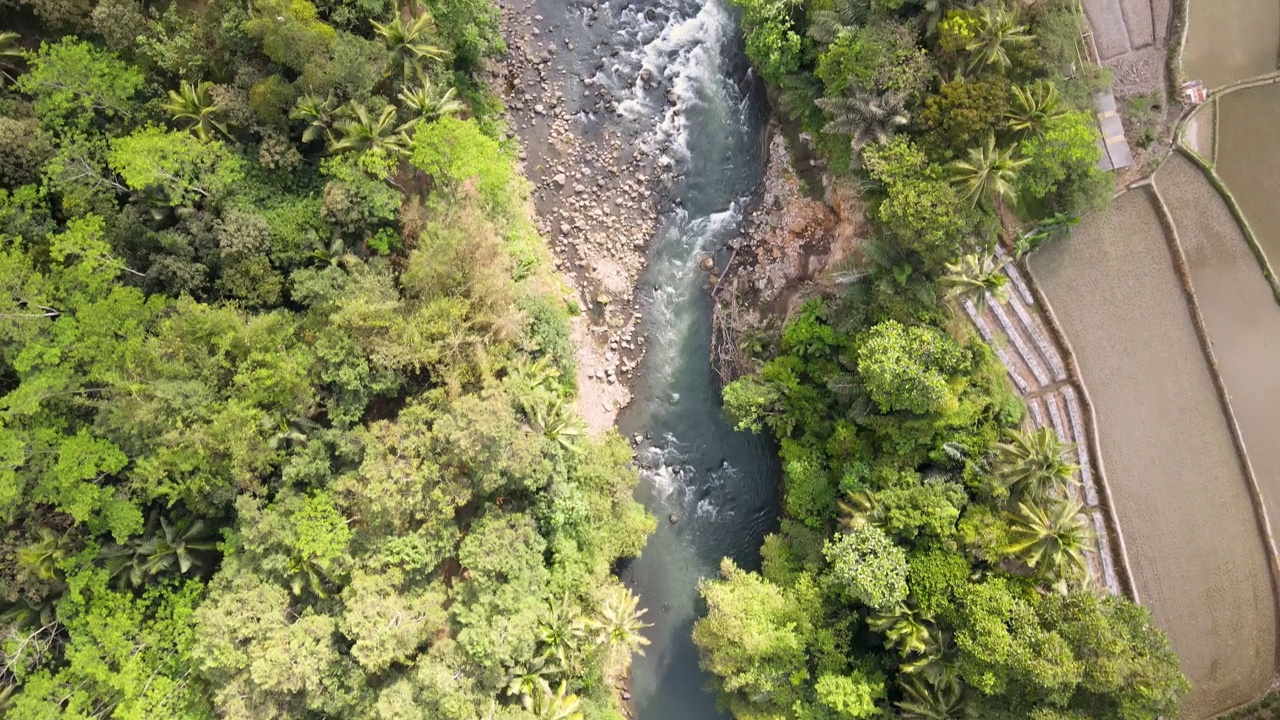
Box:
1156 154 1280 545
1030 190 1278 718
1181 100 1215 162
1216 83 1280 271
1182 0 1279 89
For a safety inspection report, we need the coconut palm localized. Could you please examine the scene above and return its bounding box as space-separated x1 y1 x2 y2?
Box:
398 74 465 121
837 489 884 532
963 3 1033 73
897 675 966 720
329 101 414 157
590 589 651 675
1015 211 1080 257
17 528 74 583
807 0 870 44
992 427 1079 502
527 680 585 720
947 134 1028 208
528 395 585 453
0 31 22 86
136 515 217 576
373 11 449 80
1006 80 1067 139
292 93 339 144
940 250 1009 314
537 593 589 671
900 628 958 685
505 656 558 704
100 515 217 588
162 80 228 141
1004 496 1095 585
816 89 911 158
867 602 934 658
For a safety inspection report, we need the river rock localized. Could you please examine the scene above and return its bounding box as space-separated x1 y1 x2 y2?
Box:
552 173 566 187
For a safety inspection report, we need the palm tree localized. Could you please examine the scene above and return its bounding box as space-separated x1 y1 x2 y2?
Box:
537 594 588 672
527 681 585 720
1014 211 1080 258
528 395 585 453
940 250 1009 314
837 489 884 532
0 596 59 630
100 515 217 588
292 93 339 144
399 78 465 121
505 656 558 704
992 427 1079 502
1006 80 1067 139
900 629 958 685
101 542 149 589
897 675 966 720
162 80 228 141
17 528 74 583
963 4 1033 73
313 237 359 269
287 556 332 598
947 134 1028 209
374 11 449 80
816 89 911 158
590 589 651 675
807 0 870 44
0 31 22 86
867 602 934 658
137 515 218 576
329 101 414 157
1005 497 1095 585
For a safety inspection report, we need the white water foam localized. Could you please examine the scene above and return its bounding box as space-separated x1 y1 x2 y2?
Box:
638 433 742 522
598 0 743 161
643 204 744 390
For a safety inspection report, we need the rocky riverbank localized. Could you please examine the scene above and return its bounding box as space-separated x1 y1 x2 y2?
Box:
492 0 675 433
712 127 862 380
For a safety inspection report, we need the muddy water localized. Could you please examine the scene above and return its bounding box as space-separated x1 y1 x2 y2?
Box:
1182 0 1279 89
1030 191 1278 719
1216 83 1280 271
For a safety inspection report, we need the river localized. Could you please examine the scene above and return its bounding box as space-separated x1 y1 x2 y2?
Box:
510 1 780 717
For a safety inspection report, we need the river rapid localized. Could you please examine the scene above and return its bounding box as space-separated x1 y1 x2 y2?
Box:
508 1 781 717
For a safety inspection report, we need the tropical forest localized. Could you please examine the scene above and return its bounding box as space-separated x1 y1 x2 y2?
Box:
0 0 1262 717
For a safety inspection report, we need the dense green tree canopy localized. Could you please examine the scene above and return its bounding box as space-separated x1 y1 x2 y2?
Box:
710 2 1186 718
0 2 654 717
